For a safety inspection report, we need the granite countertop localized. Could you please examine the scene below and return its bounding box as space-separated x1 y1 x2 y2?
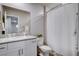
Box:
0 35 37 44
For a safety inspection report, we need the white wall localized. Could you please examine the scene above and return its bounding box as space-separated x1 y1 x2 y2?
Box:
31 15 44 35
47 4 78 56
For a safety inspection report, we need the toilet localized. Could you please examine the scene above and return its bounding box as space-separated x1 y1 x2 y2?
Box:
37 37 52 56
39 45 52 56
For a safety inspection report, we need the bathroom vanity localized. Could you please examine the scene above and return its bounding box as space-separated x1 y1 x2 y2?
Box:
0 36 37 56
0 4 37 56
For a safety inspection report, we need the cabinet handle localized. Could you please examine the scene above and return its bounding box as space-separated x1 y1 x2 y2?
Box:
0 47 5 49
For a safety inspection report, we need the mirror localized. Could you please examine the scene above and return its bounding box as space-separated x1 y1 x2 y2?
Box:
2 6 30 35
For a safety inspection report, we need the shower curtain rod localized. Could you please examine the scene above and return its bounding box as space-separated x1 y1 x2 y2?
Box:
47 3 71 13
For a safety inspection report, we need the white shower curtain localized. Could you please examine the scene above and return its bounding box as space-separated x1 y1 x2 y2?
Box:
47 4 78 56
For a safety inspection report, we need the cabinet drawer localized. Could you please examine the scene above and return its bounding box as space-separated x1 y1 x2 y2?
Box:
0 44 7 55
8 39 37 50
8 40 29 50
23 39 37 45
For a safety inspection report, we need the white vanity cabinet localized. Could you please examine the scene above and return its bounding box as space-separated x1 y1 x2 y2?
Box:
0 39 37 56
22 39 37 56
0 44 7 56
7 39 37 56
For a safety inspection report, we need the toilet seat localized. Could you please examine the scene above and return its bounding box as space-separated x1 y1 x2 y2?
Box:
39 45 52 52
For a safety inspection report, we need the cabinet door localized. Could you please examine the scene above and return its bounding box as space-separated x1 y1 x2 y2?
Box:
0 44 7 56
23 39 37 56
7 40 26 56
6 49 19 56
